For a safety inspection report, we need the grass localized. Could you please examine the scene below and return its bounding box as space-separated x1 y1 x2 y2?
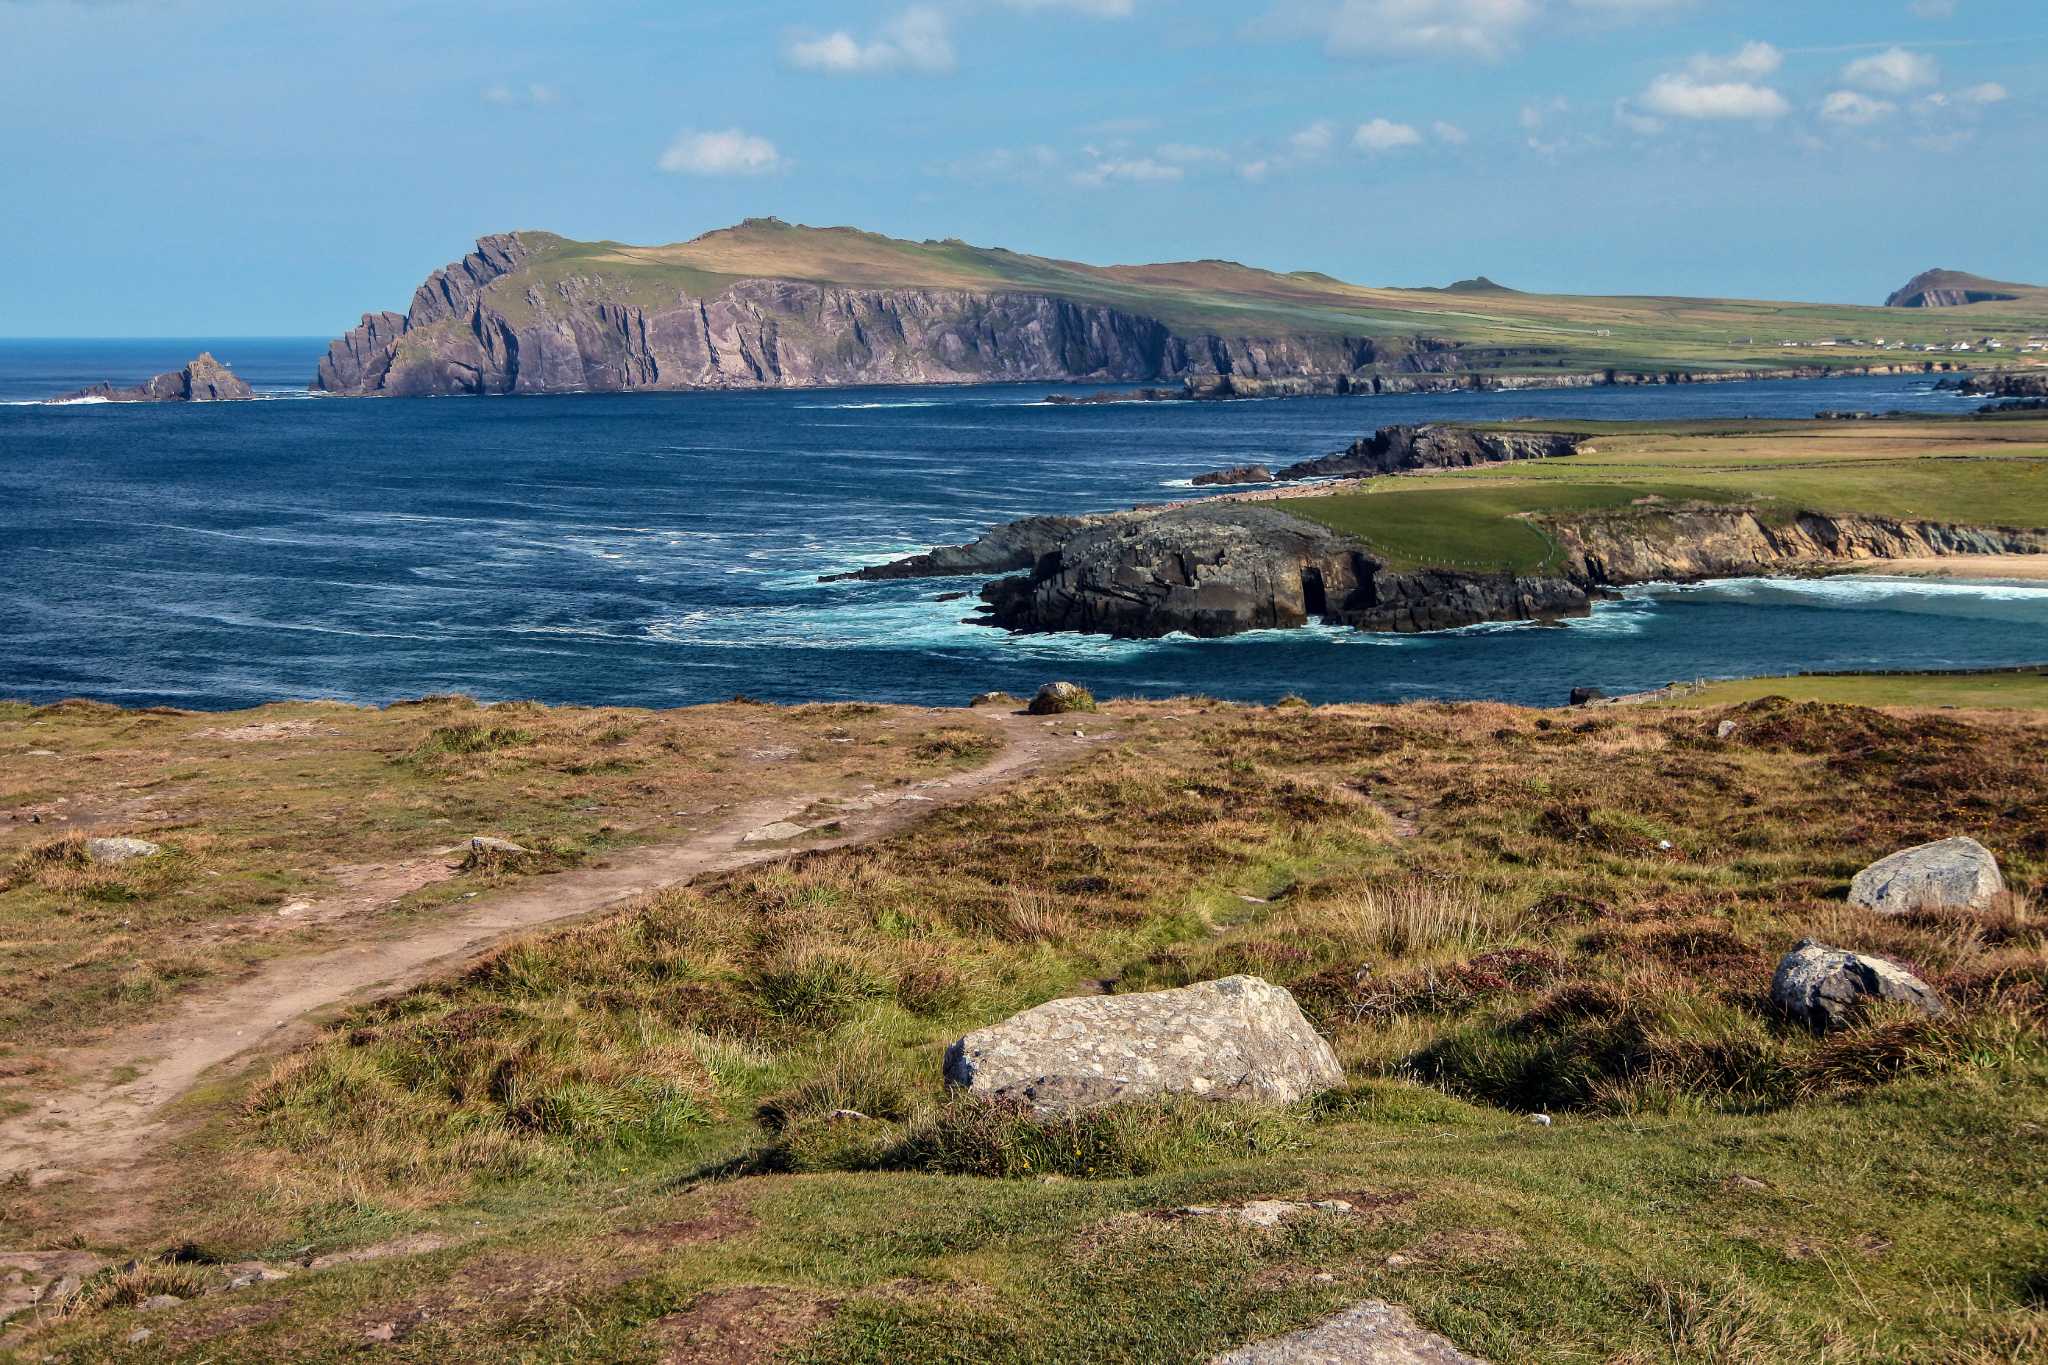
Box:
1279 417 2048 572
8 691 2046 1360
0 695 1009 1077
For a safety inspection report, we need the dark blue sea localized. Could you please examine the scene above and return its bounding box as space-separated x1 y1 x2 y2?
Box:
1 338 2041 712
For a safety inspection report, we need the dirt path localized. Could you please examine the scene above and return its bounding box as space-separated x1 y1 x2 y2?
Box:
0 712 1109 1244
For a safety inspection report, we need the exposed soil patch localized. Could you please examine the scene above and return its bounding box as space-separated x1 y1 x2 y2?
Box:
647 1285 838 1364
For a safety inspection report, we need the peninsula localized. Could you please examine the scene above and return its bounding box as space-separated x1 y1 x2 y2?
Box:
846 415 2048 637
310 219 2048 399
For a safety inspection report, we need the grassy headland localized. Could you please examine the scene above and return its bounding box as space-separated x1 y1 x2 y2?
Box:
1283 416 2048 572
4 686 2044 1361
447 220 2048 381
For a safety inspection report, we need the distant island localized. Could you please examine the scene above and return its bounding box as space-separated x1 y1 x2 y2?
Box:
310 219 2048 400
55 352 252 404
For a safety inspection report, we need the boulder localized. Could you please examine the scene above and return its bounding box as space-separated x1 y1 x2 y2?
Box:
84 837 161 865
1848 836 2004 914
1568 687 1607 707
467 836 531 855
1027 682 1096 715
944 975 1342 1111
1210 1300 1487 1364
1771 939 1942 1030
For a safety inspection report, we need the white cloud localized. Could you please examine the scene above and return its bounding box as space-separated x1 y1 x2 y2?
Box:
1613 98 1663 134
785 6 955 75
1238 159 1272 181
1072 156 1183 187
1820 90 1896 126
1685 41 1781 81
1841 46 1938 94
482 82 559 107
1323 0 1540 63
658 128 784 176
1156 142 1231 163
999 0 1138 13
1640 72 1788 120
1519 96 1567 131
1432 120 1469 144
1960 81 2009 104
1290 120 1337 156
1353 117 1423 151
1909 0 1956 17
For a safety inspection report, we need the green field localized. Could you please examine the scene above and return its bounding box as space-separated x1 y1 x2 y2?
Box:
1281 417 2048 572
1665 668 2048 710
451 220 2048 378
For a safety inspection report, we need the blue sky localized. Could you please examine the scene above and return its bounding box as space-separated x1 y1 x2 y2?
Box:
1 0 2040 335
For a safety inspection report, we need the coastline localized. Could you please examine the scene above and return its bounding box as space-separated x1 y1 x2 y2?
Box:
1841 554 2048 582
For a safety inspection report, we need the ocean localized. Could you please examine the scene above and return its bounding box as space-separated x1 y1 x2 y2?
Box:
1 338 2041 711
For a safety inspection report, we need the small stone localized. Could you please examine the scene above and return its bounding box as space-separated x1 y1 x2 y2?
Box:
84 837 161 865
125 1329 153 1345
467 836 531 856
1715 719 1739 740
1849 837 2005 914
41 1275 81 1305
740 821 810 844
1528 1113 1553 1127
138 1294 182 1311
364 1323 397 1343
968 691 1021 708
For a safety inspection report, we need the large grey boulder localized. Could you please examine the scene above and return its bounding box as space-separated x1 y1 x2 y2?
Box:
84 837 161 865
1848 837 2004 914
1772 939 1942 1030
944 975 1342 1111
1211 1300 1487 1364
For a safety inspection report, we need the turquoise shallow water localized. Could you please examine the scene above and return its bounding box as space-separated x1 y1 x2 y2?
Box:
1 340 2040 710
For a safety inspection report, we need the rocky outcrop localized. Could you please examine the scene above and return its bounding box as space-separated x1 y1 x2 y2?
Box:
1885 269 2029 308
1193 464 1275 486
1276 424 1583 481
1550 507 2048 586
1939 372 2048 398
57 353 252 403
1772 940 1942 1030
1849 837 2006 914
972 501 1588 638
944 975 1342 1111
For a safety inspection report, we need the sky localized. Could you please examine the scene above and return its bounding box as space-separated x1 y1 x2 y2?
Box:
0 0 2041 336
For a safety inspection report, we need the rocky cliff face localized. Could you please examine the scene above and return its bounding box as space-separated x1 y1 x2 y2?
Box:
1885 269 2027 308
1275 425 1583 481
313 234 1440 397
58 352 253 403
1550 507 2048 585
